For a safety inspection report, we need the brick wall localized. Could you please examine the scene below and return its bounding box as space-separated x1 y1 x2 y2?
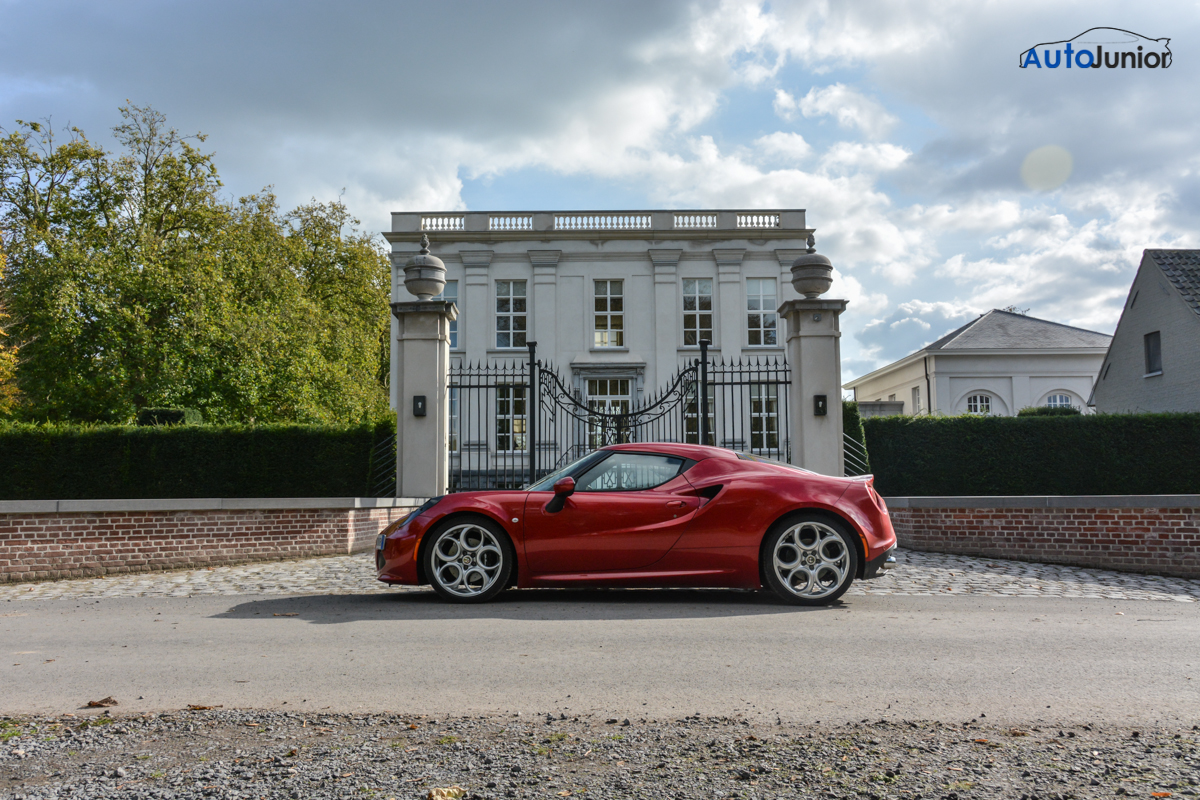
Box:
0 499 420 583
886 496 1200 579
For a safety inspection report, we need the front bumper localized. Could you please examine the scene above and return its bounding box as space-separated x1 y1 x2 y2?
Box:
862 544 897 579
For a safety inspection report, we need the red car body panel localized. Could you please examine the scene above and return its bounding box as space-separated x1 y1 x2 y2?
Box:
376 442 896 591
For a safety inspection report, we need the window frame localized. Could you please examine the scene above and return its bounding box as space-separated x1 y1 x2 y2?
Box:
593 279 625 348
682 278 714 347
495 383 528 453
745 278 778 347
966 394 992 415
1144 330 1163 376
495 279 528 350
1045 394 1072 408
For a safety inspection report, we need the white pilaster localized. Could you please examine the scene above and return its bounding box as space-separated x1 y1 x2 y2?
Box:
529 250 561 366
649 249 682 388
778 298 848 476
713 248 745 357
460 250 493 360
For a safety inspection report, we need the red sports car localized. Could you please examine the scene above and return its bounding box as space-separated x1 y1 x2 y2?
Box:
376 442 896 605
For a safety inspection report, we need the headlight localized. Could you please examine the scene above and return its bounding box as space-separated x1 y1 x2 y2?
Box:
399 495 445 527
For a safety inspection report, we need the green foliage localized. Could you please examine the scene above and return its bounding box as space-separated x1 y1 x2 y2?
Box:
842 400 870 475
1016 405 1082 416
862 413 1200 496
0 105 391 424
136 407 203 426
0 248 17 416
0 419 395 500
842 400 866 448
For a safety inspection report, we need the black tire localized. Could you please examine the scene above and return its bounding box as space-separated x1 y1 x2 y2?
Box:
421 515 514 603
760 512 858 606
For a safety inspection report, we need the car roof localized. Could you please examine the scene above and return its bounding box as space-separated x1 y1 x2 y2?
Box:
600 442 741 461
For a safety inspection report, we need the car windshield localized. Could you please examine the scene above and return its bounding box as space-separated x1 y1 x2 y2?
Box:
525 450 609 491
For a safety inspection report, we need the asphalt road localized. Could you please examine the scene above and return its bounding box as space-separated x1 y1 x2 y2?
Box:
4 590 1199 726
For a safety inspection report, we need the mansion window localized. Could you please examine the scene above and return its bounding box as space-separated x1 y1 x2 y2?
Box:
911 386 921 414
1045 394 1072 408
496 385 527 451
495 280 527 349
594 280 624 348
750 384 780 453
586 378 632 449
684 384 716 445
683 278 713 346
434 280 458 349
966 394 991 414
746 278 777 346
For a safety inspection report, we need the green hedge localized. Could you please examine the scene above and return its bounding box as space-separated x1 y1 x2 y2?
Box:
0 420 395 500
136 407 204 426
862 413 1200 496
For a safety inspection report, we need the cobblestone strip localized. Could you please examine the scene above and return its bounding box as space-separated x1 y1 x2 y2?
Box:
2 548 1198 602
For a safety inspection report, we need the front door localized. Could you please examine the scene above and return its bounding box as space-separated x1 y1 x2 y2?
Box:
523 451 700 574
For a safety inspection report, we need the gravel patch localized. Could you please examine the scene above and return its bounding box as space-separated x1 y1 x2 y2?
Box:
3 710 1198 800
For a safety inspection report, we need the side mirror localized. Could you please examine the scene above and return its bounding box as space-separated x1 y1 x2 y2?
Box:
546 476 575 513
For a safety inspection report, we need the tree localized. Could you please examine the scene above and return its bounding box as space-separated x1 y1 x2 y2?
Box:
0 246 18 415
0 105 391 424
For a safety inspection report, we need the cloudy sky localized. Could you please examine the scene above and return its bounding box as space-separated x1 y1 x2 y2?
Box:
2 0 1196 381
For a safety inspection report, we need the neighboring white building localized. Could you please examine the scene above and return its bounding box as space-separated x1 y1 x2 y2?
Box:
1091 250 1200 413
844 309 1112 416
385 210 812 402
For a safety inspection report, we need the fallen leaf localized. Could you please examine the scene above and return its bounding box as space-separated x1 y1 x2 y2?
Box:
187 704 222 710
427 787 465 800
1152 794 1172 798
286 749 298 757
409 723 419 730
87 697 119 708
273 613 298 617
974 739 988 744
244 722 259 727
44 659 55 663
558 792 572 797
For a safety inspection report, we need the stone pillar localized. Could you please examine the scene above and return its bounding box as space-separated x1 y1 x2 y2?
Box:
779 298 847 476
391 299 457 498
778 237 846 476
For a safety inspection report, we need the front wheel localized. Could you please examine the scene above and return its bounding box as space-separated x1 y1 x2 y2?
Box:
422 516 514 603
761 513 858 606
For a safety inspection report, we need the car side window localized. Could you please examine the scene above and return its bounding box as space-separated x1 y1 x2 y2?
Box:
575 453 685 492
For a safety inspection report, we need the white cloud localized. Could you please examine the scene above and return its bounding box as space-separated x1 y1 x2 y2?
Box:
797 83 899 139
752 131 811 163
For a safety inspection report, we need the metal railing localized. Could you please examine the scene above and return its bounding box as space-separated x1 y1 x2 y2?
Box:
843 432 871 477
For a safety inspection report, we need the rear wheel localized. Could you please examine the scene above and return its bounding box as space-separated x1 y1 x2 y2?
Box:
761 513 858 606
422 516 514 603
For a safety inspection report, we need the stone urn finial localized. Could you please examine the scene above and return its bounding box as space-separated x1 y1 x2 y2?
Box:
791 234 833 299
404 234 447 300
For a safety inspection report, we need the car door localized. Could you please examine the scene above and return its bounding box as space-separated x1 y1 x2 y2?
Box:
522 451 700 574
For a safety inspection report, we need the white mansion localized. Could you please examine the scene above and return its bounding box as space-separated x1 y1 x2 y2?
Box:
387 210 814 406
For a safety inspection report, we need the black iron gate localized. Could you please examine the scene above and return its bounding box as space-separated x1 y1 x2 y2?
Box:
448 341 790 491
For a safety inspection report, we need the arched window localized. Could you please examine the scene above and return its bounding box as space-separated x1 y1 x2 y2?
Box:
1045 394 1072 408
966 394 991 414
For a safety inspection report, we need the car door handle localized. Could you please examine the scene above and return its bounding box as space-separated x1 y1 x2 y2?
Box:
666 500 687 508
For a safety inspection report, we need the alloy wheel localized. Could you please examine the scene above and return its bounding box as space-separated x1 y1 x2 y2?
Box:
430 523 506 598
772 520 850 600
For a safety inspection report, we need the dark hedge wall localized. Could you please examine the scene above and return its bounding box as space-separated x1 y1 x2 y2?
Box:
862 413 1200 496
0 420 395 500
